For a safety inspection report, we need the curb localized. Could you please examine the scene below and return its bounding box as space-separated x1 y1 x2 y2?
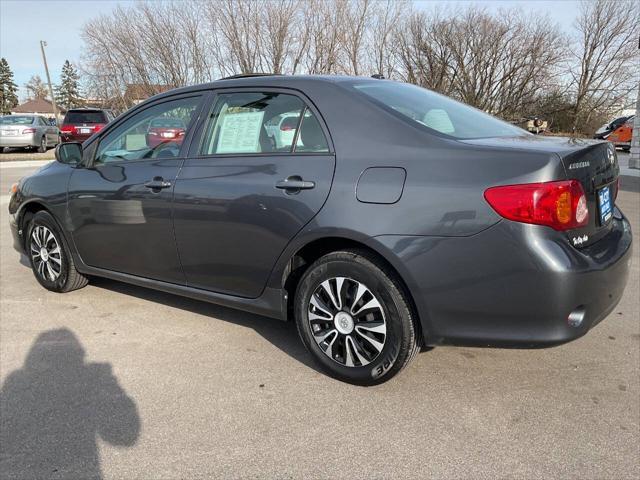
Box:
0 160 53 169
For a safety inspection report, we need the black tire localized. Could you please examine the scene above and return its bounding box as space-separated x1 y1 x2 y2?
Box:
37 136 47 153
25 211 88 293
294 249 421 385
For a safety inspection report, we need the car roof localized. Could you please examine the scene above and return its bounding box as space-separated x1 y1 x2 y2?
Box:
150 74 381 100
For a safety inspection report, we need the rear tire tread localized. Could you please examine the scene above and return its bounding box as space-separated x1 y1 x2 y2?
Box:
295 248 421 385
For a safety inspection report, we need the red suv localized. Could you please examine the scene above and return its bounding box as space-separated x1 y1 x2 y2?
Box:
61 108 115 142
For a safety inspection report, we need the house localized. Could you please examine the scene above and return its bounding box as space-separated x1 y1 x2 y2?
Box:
123 84 172 106
11 98 66 122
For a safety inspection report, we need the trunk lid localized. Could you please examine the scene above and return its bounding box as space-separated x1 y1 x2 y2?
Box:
558 140 619 247
461 135 619 248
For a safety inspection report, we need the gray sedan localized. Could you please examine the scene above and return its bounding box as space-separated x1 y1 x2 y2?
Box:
0 115 60 152
7 75 633 385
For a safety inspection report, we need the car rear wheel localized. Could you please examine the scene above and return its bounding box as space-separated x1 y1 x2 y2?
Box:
294 249 420 385
37 136 47 153
26 211 88 292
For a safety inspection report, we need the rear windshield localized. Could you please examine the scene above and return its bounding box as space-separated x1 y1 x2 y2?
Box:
150 118 185 128
0 116 35 125
351 81 525 140
64 111 106 124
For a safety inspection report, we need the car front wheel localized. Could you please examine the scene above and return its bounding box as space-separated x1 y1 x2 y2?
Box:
294 249 421 385
26 211 88 292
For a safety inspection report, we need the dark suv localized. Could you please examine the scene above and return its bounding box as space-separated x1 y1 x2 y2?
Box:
61 108 116 142
8 75 632 385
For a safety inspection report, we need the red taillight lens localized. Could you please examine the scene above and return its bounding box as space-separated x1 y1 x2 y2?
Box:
93 124 104 132
61 125 74 133
484 180 589 231
22 128 36 134
280 125 294 131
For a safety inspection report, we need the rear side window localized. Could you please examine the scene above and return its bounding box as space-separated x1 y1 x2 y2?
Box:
200 92 329 155
351 81 525 140
64 111 107 124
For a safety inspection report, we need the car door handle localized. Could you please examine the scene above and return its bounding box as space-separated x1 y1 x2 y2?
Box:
144 177 172 190
275 177 315 192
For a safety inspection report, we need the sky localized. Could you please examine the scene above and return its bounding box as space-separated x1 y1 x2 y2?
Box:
0 0 582 101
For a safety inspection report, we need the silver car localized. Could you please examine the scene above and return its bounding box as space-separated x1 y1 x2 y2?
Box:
0 115 60 153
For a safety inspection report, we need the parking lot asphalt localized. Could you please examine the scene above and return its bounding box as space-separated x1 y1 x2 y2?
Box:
0 161 638 479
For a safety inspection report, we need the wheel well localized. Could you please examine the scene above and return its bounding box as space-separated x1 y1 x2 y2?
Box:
282 237 419 329
19 202 48 245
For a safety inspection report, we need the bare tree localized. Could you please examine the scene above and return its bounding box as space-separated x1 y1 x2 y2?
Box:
569 0 640 129
24 75 49 100
368 0 407 78
77 0 628 134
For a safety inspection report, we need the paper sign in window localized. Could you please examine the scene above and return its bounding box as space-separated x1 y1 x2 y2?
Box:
216 111 265 154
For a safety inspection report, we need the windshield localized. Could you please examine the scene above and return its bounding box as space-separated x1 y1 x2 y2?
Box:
351 81 526 140
64 111 106 124
0 116 35 125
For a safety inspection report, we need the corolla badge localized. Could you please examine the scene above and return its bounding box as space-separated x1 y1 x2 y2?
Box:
568 161 590 170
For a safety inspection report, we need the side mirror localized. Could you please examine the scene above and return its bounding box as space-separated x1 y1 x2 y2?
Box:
55 142 83 166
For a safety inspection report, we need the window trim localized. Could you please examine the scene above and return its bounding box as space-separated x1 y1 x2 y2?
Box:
88 92 208 168
189 87 334 160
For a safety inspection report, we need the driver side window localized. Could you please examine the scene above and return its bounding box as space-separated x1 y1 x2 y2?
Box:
95 96 201 164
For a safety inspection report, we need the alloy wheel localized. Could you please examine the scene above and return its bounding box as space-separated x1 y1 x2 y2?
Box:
30 225 62 282
308 277 387 367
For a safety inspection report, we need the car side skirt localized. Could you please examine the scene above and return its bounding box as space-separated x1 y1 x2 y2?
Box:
75 264 288 321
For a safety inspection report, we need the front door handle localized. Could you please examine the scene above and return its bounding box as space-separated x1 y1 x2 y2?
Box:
144 177 172 191
276 176 315 193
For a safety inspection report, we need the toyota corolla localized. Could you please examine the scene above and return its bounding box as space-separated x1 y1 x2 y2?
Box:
8 75 632 385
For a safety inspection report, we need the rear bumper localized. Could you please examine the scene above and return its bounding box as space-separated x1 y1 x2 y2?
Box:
0 133 38 148
375 208 632 348
63 133 93 143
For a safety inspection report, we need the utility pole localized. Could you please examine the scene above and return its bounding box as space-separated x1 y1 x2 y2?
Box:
39 40 59 127
630 35 640 170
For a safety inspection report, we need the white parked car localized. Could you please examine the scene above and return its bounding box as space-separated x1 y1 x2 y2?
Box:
0 115 60 153
266 112 306 150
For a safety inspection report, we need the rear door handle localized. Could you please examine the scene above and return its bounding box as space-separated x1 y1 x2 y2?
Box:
276 176 315 193
144 177 172 191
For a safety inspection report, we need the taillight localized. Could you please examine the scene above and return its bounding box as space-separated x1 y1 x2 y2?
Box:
61 125 74 133
484 180 589 231
94 124 104 132
22 128 36 134
280 125 294 131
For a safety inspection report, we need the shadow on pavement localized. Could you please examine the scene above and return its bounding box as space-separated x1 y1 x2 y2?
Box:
0 328 140 480
90 277 321 372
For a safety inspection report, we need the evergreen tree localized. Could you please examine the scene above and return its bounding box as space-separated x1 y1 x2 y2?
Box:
0 58 19 115
24 75 48 100
55 60 82 109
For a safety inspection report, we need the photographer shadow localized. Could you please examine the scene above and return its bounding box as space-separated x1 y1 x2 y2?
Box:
0 328 140 480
